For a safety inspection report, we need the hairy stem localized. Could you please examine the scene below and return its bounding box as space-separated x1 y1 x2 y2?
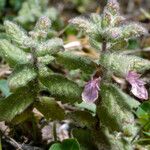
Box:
102 40 107 52
31 47 40 99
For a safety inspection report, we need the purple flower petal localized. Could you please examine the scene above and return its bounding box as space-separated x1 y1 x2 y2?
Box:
82 77 101 103
131 84 148 100
126 71 148 100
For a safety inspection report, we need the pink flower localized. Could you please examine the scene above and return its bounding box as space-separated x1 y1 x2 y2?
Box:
126 71 148 100
82 77 101 103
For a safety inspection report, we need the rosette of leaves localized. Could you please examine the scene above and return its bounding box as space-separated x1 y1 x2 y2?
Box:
70 0 150 149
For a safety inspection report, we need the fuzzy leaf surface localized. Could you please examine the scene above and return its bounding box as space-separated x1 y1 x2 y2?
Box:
0 40 30 66
100 52 150 76
56 52 96 74
40 74 82 103
4 20 30 48
0 86 35 121
8 65 37 90
35 97 65 120
97 83 139 134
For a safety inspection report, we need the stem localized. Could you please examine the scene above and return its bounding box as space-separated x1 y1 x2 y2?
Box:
53 121 57 141
31 47 40 99
31 48 39 72
102 40 107 52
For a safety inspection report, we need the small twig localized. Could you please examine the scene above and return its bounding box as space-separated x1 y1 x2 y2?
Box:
53 121 57 141
1 131 23 150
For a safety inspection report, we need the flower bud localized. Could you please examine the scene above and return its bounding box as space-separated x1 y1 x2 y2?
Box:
69 17 93 34
35 16 51 31
101 11 112 28
112 16 125 26
104 0 120 16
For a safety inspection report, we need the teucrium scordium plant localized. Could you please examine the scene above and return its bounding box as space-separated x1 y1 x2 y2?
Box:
0 0 150 149
70 0 150 149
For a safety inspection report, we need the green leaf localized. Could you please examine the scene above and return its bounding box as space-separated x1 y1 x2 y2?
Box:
121 23 147 39
97 83 139 134
100 52 150 77
127 39 139 50
49 143 61 150
0 86 35 122
15 0 42 24
56 52 96 74
136 102 150 119
36 38 63 56
67 110 96 128
8 65 37 90
4 20 30 48
0 80 11 97
39 64 52 77
72 128 98 150
110 40 128 51
11 108 33 125
38 55 55 65
136 102 150 130
40 74 82 103
0 40 30 66
0 0 5 13
143 131 150 137
75 101 96 113
49 139 80 150
35 97 65 120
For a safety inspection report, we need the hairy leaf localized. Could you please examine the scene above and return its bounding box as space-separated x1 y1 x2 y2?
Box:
56 52 96 74
4 20 31 48
11 108 33 125
40 74 82 103
0 86 35 121
39 64 52 77
67 110 96 128
35 97 65 120
0 40 30 66
0 80 11 97
36 38 63 56
38 55 55 65
72 128 98 150
8 65 37 90
97 83 139 134
100 52 150 76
